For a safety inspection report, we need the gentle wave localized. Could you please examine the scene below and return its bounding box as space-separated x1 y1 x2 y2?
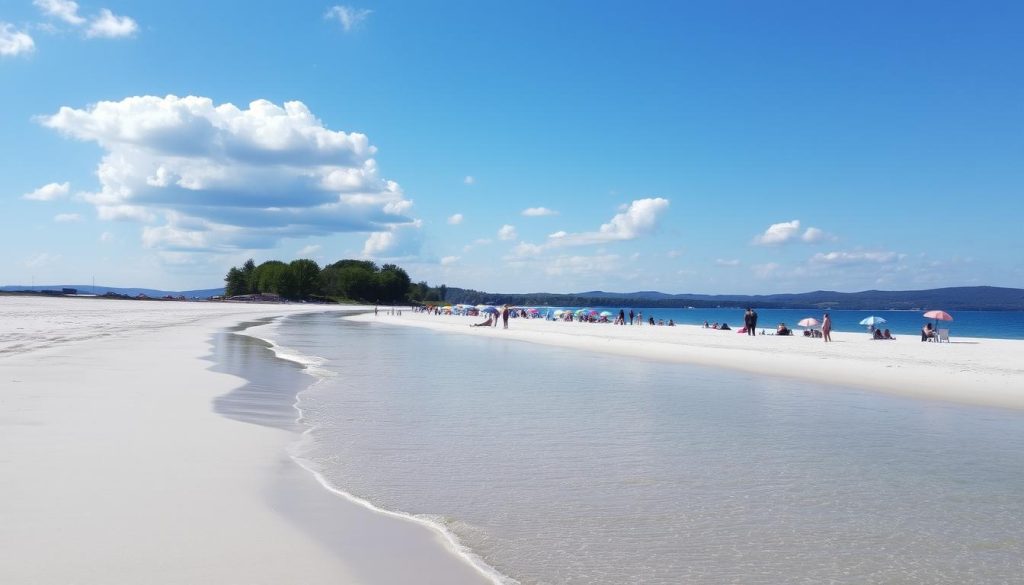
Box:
236 316 516 585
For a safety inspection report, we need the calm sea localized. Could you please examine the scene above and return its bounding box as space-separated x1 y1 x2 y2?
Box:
531 308 1024 340
249 312 1024 584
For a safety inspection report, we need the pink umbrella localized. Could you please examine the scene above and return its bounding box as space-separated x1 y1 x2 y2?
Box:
797 317 820 328
923 310 953 322
923 309 953 331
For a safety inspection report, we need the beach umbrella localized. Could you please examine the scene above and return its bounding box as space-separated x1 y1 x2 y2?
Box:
599 311 613 317
923 309 953 331
797 317 820 328
859 316 887 327
481 306 498 314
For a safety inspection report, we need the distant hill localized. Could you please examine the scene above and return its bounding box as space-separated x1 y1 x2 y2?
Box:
1 285 225 298
442 286 1024 311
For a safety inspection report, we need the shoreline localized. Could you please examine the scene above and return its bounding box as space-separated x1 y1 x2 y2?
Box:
0 297 492 585
348 310 1024 411
231 315 509 585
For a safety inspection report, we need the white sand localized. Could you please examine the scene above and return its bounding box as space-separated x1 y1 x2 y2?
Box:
0 296 494 585
351 311 1024 411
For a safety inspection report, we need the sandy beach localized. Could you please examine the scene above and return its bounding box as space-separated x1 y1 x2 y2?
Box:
0 296 493 585
350 310 1024 411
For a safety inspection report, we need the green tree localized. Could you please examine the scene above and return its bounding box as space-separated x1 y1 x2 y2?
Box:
321 260 380 301
251 261 298 298
241 258 257 294
378 264 411 303
289 259 321 299
224 267 247 297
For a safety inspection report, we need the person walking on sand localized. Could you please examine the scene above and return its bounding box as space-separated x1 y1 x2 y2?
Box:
822 312 832 342
743 308 753 336
501 305 510 329
749 308 758 336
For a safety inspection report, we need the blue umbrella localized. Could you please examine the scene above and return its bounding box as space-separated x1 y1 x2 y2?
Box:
859 316 887 327
481 306 499 314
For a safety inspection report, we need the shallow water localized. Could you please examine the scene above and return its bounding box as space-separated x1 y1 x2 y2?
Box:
261 312 1024 584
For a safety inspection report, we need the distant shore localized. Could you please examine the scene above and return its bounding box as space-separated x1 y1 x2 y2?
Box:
350 311 1024 411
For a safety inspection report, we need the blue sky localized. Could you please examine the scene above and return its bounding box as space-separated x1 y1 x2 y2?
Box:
2 0 1022 294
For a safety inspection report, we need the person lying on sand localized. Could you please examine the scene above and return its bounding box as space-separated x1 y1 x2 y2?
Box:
471 316 494 327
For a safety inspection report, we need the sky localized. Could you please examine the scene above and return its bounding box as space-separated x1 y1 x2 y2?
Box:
1 0 1022 294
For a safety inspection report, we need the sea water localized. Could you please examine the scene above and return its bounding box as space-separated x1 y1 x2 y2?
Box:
241 312 1024 584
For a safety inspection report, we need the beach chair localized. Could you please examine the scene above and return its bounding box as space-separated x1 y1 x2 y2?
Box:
937 328 950 343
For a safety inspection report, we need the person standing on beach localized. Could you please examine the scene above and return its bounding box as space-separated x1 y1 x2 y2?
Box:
822 312 832 342
637 311 643 326
743 308 753 335
750 308 758 336
629 309 634 325
501 305 510 329
617 309 625 325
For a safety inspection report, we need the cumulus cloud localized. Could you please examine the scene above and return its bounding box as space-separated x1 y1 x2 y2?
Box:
23 181 70 201
810 250 902 265
440 255 459 266
522 206 558 217
325 5 371 32
497 224 517 240
0 23 35 56
39 95 417 254
447 213 464 225
715 258 740 267
512 197 669 256
362 220 423 259
34 0 86 25
753 219 830 246
297 244 321 256
85 10 137 39
754 262 781 279
54 212 81 222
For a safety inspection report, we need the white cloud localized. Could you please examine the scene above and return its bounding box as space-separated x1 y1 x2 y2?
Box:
801 226 826 243
40 95 416 253
522 206 558 217
34 0 85 25
25 252 60 268
542 254 621 277
325 5 372 32
715 258 740 267
0 23 35 57
85 9 138 39
447 213 464 225
362 220 423 259
54 212 81 222
514 197 669 255
297 244 321 256
463 175 475 185
810 250 902 265
440 255 459 266
754 219 829 246
23 181 70 201
497 224 517 240
754 262 781 279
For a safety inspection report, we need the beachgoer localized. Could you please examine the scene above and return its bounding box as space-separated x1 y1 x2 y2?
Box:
750 308 758 336
618 309 625 325
629 309 634 325
649 316 655 326
471 316 494 327
501 305 510 329
719 322 731 330
873 328 884 340
703 320 709 328
777 323 790 336
883 329 894 339
822 313 832 342
921 323 935 341
743 308 752 334
668 319 675 326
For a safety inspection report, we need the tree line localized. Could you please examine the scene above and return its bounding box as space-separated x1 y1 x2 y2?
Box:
224 258 448 304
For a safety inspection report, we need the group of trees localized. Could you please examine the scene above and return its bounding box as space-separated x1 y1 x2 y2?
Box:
224 258 448 304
